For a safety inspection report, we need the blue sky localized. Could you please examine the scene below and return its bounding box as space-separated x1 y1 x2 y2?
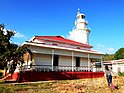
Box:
0 0 124 54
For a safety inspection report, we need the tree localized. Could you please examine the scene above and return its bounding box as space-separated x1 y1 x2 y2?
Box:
0 24 28 68
103 54 114 61
114 48 124 60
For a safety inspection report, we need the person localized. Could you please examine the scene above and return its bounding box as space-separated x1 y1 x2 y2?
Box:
105 65 113 87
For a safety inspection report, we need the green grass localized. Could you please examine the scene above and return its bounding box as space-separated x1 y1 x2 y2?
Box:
0 79 5 83
0 81 59 93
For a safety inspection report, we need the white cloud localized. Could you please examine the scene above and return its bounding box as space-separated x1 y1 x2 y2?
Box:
67 31 74 39
14 32 26 38
14 42 21 45
3 29 26 39
107 48 115 52
3 28 7 35
95 44 115 54
9 40 21 45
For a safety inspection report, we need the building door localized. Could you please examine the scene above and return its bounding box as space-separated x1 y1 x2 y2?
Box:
53 55 59 66
76 57 80 67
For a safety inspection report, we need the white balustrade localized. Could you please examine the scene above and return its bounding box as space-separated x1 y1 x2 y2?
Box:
20 65 101 72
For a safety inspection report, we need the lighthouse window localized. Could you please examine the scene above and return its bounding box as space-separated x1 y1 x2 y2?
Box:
81 15 85 19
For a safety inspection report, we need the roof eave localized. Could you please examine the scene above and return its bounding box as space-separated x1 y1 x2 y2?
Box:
23 42 104 55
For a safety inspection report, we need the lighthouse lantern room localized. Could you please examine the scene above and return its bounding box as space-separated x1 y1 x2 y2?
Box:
70 8 90 44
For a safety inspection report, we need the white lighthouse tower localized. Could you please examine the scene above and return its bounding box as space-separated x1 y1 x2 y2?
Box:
69 8 90 44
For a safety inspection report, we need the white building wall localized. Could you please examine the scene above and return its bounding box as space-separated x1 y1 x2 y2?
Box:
34 54 89 67
80 58 88 66
34 54 52 65
54 49 72 56
120 66 124 72
30 46 52 54
59 56 73 66
74 52 88 58
117 64 124 72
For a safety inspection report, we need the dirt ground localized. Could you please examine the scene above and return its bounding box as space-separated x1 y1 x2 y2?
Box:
51 76 124 93
0 76 124 93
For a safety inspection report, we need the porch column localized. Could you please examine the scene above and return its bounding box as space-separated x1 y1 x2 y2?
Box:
100 55 104 72
27 53 30 69
72 52 74 71
88 54 90 71
52 49 54 71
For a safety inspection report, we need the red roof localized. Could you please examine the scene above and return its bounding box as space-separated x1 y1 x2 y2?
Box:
33 36 93 48
103 59 124 64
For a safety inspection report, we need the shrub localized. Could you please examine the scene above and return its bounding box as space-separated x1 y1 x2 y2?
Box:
118 72 124 76
0 72 3 79
0 72 2 76
0 70 4 79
